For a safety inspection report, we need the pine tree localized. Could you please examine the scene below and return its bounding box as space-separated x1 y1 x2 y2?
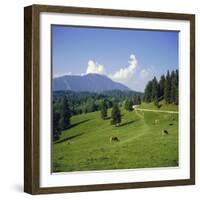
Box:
125 99 133 111
85 98 97 113
129 99 133 109
137 95 141 105
144 80 153 102
154 98 159 108
159 75 165 98
124 99 129 111
143 70 178 105
101 100 107 120
53 111 61 140
164 70 171 104
152 77 159 101
133 95 137 105
175 69 179 105
111 103 121 126
60 96 71 130
170 70 176 103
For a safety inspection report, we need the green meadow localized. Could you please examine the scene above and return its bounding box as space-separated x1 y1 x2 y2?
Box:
53 106 178 172
138 100 178 111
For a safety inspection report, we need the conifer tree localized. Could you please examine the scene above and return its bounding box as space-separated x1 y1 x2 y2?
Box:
159 74 165 98
137 95 141 105
175 69 179 105
101 99 107 120
164 70 171 104
144 80 153 102
143 70 178 105
124 99 129 111
152 76 159 101
53 111 61 140
170 70 176 103
133 95 137 105
125 99 133 111
111 103 121 126
60 96 71 130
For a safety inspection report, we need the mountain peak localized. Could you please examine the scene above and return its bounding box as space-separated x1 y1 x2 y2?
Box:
53 73 131 92
85 73 108 78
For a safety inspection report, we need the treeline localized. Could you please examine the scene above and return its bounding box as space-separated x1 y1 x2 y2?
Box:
53 90 142 116
143 70 178 105
124 95 141 111
100 94 141 124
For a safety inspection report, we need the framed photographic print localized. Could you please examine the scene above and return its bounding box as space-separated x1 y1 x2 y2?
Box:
24 4 195 194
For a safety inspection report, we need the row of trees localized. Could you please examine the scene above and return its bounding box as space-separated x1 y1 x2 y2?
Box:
124 95 141 111
53 90 142 116
100 94 142 126
143 70 178 105
124 99 133 111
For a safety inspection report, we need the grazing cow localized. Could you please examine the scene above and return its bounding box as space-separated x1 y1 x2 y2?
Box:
110 136 120 142
162 130 168 135
154 119 159 125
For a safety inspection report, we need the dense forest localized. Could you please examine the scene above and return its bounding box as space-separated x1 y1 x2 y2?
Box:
143 70 178 105
53 90 142 115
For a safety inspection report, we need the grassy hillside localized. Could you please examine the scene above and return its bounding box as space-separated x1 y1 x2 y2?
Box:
138 100 178 111
53 107 178 172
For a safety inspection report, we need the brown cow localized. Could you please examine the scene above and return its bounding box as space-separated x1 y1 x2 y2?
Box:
110 136 120 142
162 129 169 135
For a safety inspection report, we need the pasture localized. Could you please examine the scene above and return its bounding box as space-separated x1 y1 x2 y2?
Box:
53 108 178 172
138 100 178 111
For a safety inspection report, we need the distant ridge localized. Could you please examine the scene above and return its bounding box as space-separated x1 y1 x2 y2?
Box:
53 73 131 92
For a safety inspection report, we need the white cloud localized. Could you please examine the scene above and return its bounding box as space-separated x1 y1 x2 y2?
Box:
84 54 137 81
132 66 163 91
109 54 138 83
140 69 151 79
86 60 105 74
139 66 159 80
54 54 165 92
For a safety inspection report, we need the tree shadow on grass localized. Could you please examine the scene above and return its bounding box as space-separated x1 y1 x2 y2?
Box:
105 114 124 121
54 119 91 144
66 119 91 130
119 120 137 127
55 132 85 144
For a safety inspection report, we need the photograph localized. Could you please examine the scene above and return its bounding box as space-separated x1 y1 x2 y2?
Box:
52 25 179 173
24 4 195 194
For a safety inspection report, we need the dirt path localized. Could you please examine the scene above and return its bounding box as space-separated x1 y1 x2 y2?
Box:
135 108 178 114
135 110 144 119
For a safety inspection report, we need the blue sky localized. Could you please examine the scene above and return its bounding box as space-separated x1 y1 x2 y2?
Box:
52 25 178 92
